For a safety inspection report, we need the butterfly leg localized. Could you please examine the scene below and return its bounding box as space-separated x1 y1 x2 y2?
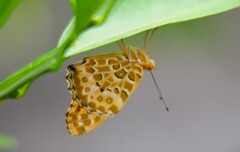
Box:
118 39 131 61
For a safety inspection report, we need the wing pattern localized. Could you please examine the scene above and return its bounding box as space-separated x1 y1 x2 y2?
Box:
66 53 144 135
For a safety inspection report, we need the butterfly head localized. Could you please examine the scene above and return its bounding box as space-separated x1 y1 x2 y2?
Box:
124 46 155 71
137 49 155 70
148 58 155 70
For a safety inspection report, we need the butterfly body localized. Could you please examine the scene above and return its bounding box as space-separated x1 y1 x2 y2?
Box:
66 45 155 135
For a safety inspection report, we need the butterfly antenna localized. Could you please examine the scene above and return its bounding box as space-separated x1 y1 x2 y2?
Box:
121 39 125 47
150 71 169 111
118 39 125 50
118 39 131 60
147 27 158 54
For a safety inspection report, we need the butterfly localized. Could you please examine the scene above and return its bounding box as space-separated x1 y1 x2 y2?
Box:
65 29 167 136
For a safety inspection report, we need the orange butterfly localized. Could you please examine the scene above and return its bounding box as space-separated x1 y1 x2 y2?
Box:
65 29 167 135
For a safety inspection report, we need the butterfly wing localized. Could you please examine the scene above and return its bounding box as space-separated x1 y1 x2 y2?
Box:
66 99 111 135
66 53 144 135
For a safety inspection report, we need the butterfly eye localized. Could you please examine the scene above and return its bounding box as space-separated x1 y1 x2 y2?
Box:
148 59 155 70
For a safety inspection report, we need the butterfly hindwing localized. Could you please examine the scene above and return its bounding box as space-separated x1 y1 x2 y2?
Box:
66 100 110 135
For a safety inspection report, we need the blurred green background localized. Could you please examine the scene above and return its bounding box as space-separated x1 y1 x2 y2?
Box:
0 0 240 152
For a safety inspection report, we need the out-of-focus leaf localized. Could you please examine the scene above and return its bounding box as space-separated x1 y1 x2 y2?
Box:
0 134 18 150
69 0 116 36
0 0 21 29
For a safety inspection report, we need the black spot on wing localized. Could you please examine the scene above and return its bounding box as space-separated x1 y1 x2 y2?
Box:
78 59 87 65
96 82 104 92
67 65 75 71
114 69 127 79
136 73 141 78
96 82 100 87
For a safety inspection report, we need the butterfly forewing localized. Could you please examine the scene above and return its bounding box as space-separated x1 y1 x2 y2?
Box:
66 52 144 135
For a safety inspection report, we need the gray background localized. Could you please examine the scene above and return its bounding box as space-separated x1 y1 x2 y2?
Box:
0 1 240 152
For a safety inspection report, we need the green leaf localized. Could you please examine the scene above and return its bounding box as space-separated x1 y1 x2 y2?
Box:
62 0 240 58
0 0 21 29
69 0 116 36
0 134 18 150
0 48 61 102
0 0 116 102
